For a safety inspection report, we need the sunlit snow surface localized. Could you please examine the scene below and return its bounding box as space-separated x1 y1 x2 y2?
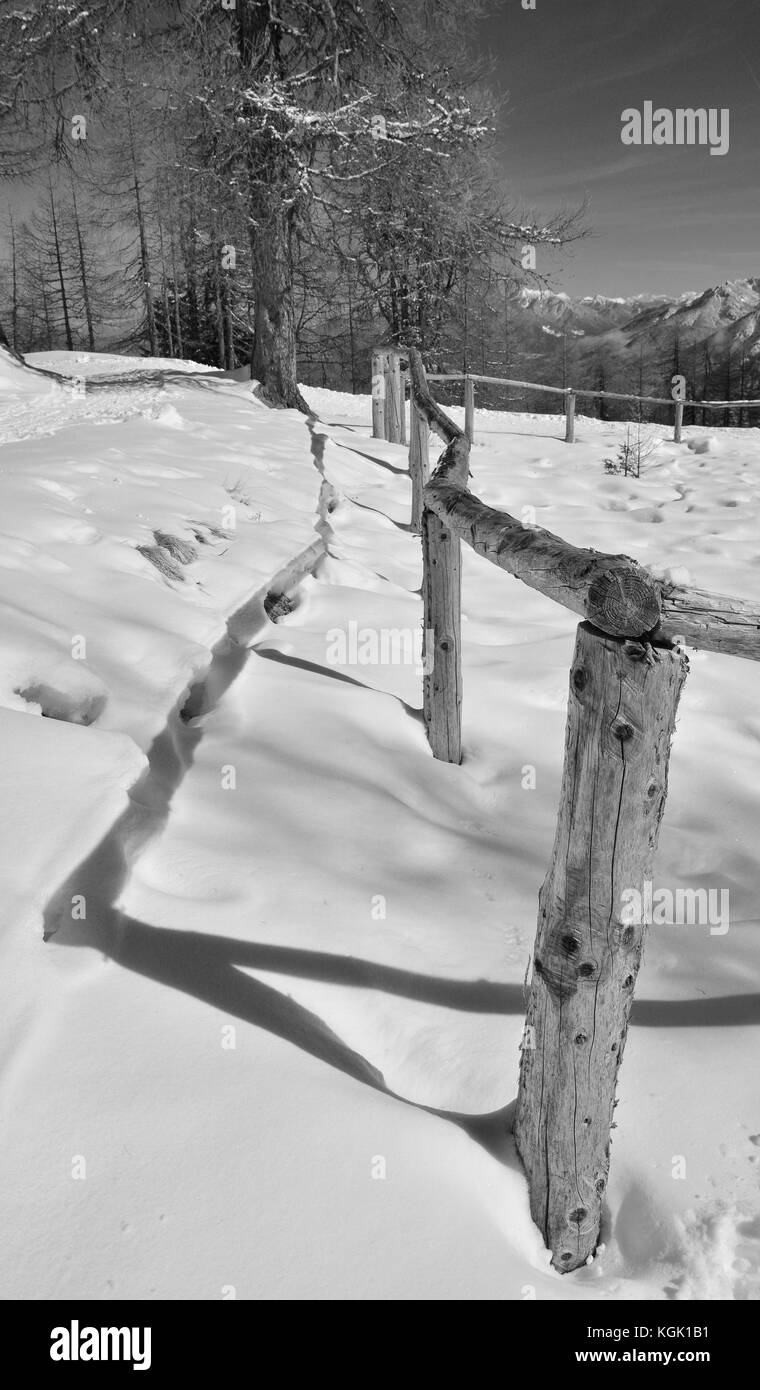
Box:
1 349 759 1300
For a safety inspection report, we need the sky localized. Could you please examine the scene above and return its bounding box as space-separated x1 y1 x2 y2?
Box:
478 0 760 298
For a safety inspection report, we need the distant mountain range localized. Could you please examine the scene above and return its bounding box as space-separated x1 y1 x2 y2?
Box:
512 280 760 401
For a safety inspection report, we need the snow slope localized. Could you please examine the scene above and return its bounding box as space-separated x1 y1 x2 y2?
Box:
1 351 759 1300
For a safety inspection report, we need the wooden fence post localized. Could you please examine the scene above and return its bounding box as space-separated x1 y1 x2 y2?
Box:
409 401 429 534
371 349 387 439
422 507 462 763
464 375 475 445
384 350 404 443
514 624 688 1271
565 390 576 443
673 400 684 443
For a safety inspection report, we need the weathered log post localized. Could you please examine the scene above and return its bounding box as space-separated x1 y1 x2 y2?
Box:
673 399 684 443
514 624 689 1271
407 349 466 762
422 500 462 763
385 350 404 443
464 375 475 445
409 401 430 534
371 348 387 439
565 390 576 443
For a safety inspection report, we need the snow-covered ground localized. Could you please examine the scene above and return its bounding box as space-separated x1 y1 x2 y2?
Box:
1 349 759 1301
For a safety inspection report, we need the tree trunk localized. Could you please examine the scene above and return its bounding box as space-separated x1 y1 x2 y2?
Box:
126 96 157 357
167 218 184 360
347 268 357 393
132 167 157 356
0 318 16 358
161 258 174 358
0 214 23 361
9 213 19 353
49 185 73 351
514 624 689 1271
153 186 172 357
250 205 308 410
212 241 225 370
70 180 96 350
184 240 199 355
39 260 53 349
224 287 235 371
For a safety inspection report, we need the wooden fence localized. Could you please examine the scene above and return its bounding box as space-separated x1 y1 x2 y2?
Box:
372 345 760 447
391 344 760 1272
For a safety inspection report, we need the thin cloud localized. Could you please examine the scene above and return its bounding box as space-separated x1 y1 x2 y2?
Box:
519 153 656 196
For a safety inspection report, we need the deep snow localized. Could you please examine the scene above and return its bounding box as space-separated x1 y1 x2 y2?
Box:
1 350 759 1300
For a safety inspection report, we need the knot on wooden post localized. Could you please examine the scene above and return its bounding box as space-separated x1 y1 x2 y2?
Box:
533 950 578 1004
586 564 661 638
611 717 635 743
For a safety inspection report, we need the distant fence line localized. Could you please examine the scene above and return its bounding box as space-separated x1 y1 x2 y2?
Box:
371 346 760 447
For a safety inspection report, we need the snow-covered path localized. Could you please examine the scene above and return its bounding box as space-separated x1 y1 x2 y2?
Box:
0 349 219 444
2 354 760 1300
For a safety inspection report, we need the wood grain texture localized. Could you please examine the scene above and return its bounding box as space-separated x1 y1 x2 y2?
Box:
513 624 689 1271
565 390 576 444
409 401 429 534
385 351 404 443
422 505 462 762
409 352 466 760
656 583 760 660
371 348 387 440
464 376 475 445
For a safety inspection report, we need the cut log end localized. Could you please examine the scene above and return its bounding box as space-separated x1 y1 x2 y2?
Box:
586 565 662 638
